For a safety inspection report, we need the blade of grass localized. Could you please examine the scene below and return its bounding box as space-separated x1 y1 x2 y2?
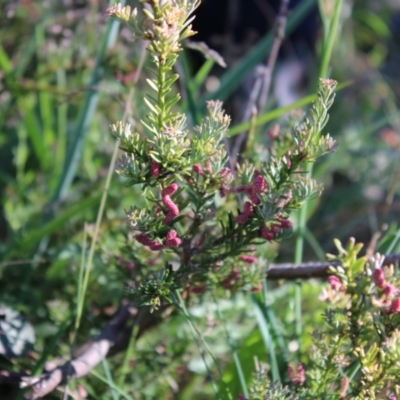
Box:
36 21 54 160
74 139 120 331
174 290 227 400
251 292 281 383
229 93 316 137
116 321 139 389
382 228 400 255
100 357 119 400
54 67 68 191
0 43 12 74
377 224 400 255
76 223 88 330
179 51 202 126
193 58 215 92
319 0 344 79
19 95 48 171
260 283 291 365
304 226 326 261
263 307 288 364
212 293 249 398
181 56 214 114
15 123 28 184
228 81 350 137
89 369 135 400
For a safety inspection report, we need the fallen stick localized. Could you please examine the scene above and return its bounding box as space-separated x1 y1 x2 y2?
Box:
21 300 135 400
267 253 400 280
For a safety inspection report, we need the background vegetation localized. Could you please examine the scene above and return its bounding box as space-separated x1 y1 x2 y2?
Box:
1 0 400 398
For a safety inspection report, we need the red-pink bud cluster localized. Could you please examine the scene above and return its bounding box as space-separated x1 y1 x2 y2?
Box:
135 229 182 251
240 254 257 263
260 218 292 241
164 229 182 247
373 268 399 299
232 173 268 224
261 225 275 241
135 234 164 251
276 192 293 208
372 268 400 313
150 160 160 177
278 218 292 229
233 185 253 194
389 298 400 314
190 284 206 294
205 159 213 174
162 183 178 196
250 283 262 292
288 363 306 385
234 201 254 224
267 123 280 139
383 284 397 298
193 164 204 175
328 275 343 291
339 376 349 398
218 167 232 181
231 173 267 204
218 167 232 197
219 186 228 197
252 173 267 192
222 269 241 289
261 223 282 239
162 183 179 224
249 173 267 205
374 268 386 288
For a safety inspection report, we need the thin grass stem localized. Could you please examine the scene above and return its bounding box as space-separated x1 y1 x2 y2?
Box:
175 290 227 400
212 292 249 398
293 0 344 352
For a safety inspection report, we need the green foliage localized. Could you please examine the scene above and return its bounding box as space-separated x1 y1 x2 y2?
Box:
242 239 400 400
108 1 337 310
311 239 400 399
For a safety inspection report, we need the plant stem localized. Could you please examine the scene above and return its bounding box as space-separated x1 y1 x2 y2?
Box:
213 293 249 398
175 290 228 400
319 0 344 79
293 0 344 351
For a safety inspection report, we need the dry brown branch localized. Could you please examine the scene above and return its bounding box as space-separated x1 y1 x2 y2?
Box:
230 0 290 164
0 299 165 399
257 0 290 109
20 300 136 400
267 253 400 280
0 300 165 400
